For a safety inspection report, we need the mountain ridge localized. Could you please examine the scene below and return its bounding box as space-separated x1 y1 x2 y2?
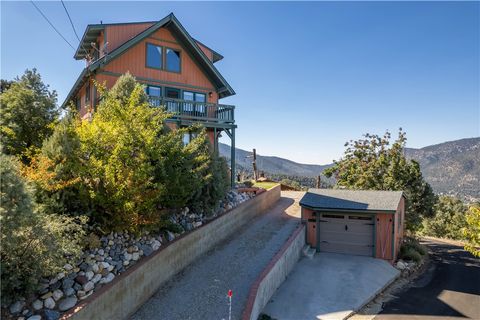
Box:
219 137 480 200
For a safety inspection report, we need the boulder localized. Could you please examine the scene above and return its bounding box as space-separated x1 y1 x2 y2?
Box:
52 289 63 301
83 281 94 292
32 299 43 311
44 309 60 320
58 296 78 312
44 297 55 309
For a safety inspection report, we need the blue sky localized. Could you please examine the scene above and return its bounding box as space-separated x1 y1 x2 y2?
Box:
1 1 479 164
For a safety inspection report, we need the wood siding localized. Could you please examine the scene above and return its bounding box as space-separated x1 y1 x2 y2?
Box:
196 42 213 62
102 27 218 101
375 213 394 261
105 23 154 53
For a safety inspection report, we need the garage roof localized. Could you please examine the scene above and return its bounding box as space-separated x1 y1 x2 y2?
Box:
300 189 404 213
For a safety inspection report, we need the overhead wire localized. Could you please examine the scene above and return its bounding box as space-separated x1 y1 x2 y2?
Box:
30 0 76 51
60 0 91 59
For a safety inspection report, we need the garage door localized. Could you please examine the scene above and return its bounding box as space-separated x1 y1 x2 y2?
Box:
319 213 374 256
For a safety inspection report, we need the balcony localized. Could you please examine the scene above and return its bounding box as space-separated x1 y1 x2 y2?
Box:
148 97 235 125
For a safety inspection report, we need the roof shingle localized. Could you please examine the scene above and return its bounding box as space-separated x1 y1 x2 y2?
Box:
300 189 404 212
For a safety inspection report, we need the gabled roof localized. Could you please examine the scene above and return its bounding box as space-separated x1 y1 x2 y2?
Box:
300 189 404 213
63 13 234 108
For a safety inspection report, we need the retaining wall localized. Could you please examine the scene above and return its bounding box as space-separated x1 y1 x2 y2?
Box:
63 185 281 320
242 224 306 320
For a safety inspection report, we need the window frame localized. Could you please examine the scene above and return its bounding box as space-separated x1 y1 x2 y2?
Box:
165 87 181 99
165 47 182 73
145 43 163 70
146 85 162 97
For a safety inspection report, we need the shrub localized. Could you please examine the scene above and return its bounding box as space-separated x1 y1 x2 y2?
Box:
23 114 90 217
0 154 85 303
401 247 422 263
422 196 467 240
399 237 426 263
190 154 230 215
0 69 59 162
242 180 254 188
463 205 480 257
75 75 169 230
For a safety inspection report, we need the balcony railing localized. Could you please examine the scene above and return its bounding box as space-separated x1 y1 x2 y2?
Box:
148 97 235 124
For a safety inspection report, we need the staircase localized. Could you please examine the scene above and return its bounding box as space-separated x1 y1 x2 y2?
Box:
302 245 316 259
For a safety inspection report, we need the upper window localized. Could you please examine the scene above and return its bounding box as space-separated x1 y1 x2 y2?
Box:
146 43 162 69
166 48 181 72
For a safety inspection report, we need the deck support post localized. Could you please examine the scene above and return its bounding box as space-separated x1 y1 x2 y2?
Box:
230 127 235 188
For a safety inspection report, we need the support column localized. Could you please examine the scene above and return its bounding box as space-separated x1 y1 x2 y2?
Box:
230 127 235 188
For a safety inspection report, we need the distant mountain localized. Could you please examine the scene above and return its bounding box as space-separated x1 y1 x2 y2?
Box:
405 138 480 200
218 143 331 177
220 137 480 200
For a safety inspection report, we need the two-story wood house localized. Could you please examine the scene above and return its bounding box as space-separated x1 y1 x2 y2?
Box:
62 13 236 185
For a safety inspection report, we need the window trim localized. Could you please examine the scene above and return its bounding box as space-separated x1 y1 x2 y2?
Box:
165 47 182 73
145 42 163 70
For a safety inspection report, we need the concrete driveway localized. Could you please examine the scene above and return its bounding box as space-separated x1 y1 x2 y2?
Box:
262 253 400 320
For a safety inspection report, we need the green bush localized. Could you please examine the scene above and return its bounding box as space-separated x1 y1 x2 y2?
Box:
422 196 467 240
0 69 59 162
400 247 422 263
0 154 85 304
399 237 427 263
24 114 91 217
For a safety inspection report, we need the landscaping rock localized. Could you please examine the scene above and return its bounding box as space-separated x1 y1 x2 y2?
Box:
75 275 88 285
64 287 75 297
83 281 94 292
100 272 115 284
44 309 60 320
40 292 53 300
92 273 102 284
58 296 77 311
63 263 73 271
52 289 63 301
167 231 175 242
62 278 74 290
85 270 94 280
27 315 41 320
396 260 407 270
9 301 25 315
32 299 43 311
44 297 55 309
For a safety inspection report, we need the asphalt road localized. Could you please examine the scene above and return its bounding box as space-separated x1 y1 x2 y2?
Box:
375 238 480 320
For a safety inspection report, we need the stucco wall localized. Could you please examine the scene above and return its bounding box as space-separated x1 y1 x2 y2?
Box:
242 225 306 320
63 185 281 320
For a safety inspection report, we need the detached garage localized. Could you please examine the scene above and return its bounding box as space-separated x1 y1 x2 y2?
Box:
299 189 405 263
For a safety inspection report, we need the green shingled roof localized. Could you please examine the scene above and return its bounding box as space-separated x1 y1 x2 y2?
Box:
300 189 404 212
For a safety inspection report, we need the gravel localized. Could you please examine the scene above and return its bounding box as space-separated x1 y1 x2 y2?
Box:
131 194 301 320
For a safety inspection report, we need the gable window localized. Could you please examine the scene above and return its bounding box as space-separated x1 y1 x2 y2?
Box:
146 43 162 69
166 48 181 72
85 83 90 103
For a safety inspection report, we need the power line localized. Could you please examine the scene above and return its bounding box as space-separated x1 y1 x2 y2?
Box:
30 0 75 51
60 0 89 57
60 0 81 42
